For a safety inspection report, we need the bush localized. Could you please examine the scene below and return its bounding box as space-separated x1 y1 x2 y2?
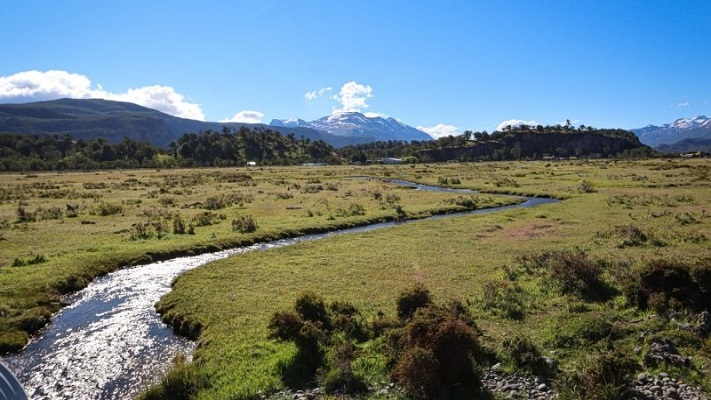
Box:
231 214 258 233
96 202 123 216
578 180 596 193
396 283 433 321
519 249 611 300
623 258 711 313
173 213 187 234
502 335 553 376
319 339 368 395
389 302 482 399
192 211 220 227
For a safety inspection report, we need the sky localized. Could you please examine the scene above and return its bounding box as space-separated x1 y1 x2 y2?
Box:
1 0 710 138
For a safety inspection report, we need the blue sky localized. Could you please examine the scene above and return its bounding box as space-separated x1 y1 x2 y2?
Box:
1 0 710 138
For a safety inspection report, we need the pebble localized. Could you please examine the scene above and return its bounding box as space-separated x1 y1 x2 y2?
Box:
632 372 709 400
260 371 709 400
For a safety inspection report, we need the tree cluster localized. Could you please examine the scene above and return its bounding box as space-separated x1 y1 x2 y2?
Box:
0 127 338 171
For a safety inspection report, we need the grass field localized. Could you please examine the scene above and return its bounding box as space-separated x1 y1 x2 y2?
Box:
141 159 711 399
0 165 516 353
2 159 711 399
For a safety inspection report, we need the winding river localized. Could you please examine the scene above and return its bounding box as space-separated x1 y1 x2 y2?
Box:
1 182 558 399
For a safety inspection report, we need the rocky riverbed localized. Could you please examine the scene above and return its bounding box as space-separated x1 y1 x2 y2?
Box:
263 369 710 400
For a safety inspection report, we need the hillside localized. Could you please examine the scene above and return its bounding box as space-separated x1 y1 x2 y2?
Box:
340 125 654 162
0 99 354 148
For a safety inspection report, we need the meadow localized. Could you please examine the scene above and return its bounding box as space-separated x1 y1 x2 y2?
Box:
1 159 710 399
0 164 515 353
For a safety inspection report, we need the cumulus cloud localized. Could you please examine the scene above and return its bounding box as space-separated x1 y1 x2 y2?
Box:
221 110 264 124
674 102 691 108
0 70 205 120
495 119 539 131
416 124 459 139
305 86 332 100
332 81 373 113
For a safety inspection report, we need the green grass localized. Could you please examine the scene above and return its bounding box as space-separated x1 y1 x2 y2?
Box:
141 159 711 399
0 166 517 352
3 159 711 398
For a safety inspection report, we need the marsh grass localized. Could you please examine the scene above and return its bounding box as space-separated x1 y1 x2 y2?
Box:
3 160 711 398
136 159 711 399
0 166 518 353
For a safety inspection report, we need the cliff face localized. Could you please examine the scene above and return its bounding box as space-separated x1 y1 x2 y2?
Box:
415 131 651 161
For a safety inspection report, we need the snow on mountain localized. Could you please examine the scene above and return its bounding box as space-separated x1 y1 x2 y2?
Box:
270 112 433 142
632 115 711 148
268 118 309 128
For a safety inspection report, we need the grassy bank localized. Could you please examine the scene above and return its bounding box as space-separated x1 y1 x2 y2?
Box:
0 165 517 352
141 159 711 399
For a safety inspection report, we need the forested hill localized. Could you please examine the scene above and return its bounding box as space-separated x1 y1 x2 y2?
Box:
0 124 655 171
0 127 338 171
0 98 353 148
339 124 655 163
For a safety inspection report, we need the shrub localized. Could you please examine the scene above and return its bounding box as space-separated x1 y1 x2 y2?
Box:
396 283 433 321
203 196 226 210
389 302 482 399
558 351 640 400
295 291 331 329
502 335 553 376
391 346 441 399
319 339 368 395
192 211 220 227
96 202 123 216
231 215 258 233
152 220 169 239
173 213 186 234
519 249 610 300
623 258 711 313
577 180 596 193
15 206 36 223
11 253 48 267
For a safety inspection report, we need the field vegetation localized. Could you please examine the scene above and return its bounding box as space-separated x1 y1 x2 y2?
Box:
137 158 711 399
2 158 711 399
0 165 515 353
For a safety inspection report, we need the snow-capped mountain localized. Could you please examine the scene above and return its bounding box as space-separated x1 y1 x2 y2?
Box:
632 115 711 148
269 118 309 128
270 112 433 142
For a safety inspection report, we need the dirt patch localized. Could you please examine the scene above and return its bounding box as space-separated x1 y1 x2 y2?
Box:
501 224 556 240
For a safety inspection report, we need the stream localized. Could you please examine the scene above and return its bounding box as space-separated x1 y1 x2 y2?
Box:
1 182 558 399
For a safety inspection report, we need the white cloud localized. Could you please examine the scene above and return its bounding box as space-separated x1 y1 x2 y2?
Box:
332 81 373 113
0 70 205 120
495 119 538 131
416 123 459 139
364 112 388 118
675 102 691 108
221 110 264 124
305 86 332 100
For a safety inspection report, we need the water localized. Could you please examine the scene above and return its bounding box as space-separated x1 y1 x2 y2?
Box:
1 182 558 399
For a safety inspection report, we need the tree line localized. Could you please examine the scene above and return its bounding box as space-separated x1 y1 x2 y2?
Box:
0 123 655 171
0 127 338 171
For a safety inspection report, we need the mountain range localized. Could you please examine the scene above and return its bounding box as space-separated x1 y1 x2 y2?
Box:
270 112 433 142
0 99 433 149
632 115 711 152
